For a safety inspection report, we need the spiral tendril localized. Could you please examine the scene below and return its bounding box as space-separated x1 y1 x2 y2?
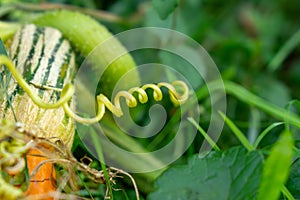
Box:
0 55 189 124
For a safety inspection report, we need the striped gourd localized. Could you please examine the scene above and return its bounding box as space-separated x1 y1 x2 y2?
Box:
0 24 75 148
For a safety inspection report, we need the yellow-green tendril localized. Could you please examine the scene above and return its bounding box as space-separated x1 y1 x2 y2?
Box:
0 119 26 199
0 55 74 109
0 175 23 200
63 81 189 124
0 55 189 124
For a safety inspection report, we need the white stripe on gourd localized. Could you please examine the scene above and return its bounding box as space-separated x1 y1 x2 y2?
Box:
1 24 75 148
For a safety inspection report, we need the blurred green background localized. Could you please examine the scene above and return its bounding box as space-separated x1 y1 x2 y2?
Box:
1 0 299 146
1 0 300 199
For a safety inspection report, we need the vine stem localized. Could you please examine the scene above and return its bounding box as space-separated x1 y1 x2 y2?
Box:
11 2 125 24
0 55 75 109
1 55 189 124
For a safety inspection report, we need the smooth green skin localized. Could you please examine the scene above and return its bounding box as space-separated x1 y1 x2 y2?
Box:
33 10 140 96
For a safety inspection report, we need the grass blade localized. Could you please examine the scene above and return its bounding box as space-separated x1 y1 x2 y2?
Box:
196 81 300 128
187 117 221 152
268 27 300 71
90 127 113 200
219 111 254 151
253 122 284 149
281 185 295 200
224 81 300 128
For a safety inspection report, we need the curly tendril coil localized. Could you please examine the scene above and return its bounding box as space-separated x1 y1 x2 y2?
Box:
63 80 189 124
0 55 189 125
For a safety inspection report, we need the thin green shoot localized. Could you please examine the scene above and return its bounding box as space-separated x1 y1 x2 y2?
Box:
253 122 284 149
219 111 254 151
281 185 295 200
268 27 300 71
90 127 113 200
187 117 221 152
78 170 94 200
121 189 130 200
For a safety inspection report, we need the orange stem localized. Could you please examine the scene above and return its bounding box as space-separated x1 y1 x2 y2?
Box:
25 149 56 200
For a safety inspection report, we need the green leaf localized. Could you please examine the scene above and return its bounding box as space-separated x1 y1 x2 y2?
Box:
257 130 294 200
148 146 263 200
152 0 178 20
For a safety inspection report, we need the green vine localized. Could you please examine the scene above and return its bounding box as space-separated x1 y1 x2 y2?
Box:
0 55 189 125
